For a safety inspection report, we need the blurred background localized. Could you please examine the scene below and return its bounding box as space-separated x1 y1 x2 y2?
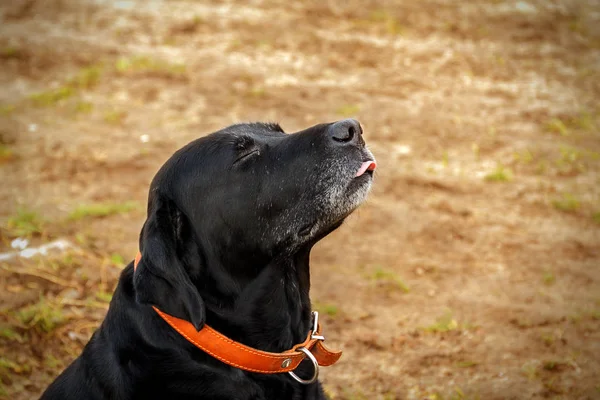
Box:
1 0 599 398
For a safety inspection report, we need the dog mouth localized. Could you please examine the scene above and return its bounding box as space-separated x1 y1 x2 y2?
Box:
355 160 377 177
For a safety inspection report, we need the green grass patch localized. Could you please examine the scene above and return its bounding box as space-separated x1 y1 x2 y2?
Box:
484 164 512 182
1 46 21 59
558 146 582 162
541 332 555 346
448 387 474 400
593 212 600 224
336 104 360 117
0 357 30 374
29 86 75 107
254 39 272 50
44 354 63 369
96 291 113 303
50 252 78 270
372 267 410 293
368 9 404 35
544 112 596 136
568 312 582 324
312 301 338 317
110 253 125 267
249 86 266 98
27 65 103 108
69 65 102 89
555 145 586 173
513 149 534 163
545 118 569 136
542 271 555 285
0 144 14 162
74 232 95 247
73 101 93 114
542 360 561 371
569 17 587 34
535 160 548 175
103 109 126 125
15 297 65 333
4 208 44 237
0 327 24 343
442 151 449 168
552 193 580 212
571 111 595 131
68 201 138 220
521 362 539 381
422 311 466 333
456 360 479 368
0 104 16 115
228 38 243 50
115 56 186 77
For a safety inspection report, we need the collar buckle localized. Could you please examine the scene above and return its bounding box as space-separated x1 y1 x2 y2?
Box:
288 311 325 385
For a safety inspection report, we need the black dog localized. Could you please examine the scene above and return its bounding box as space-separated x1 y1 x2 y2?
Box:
41 119 376 400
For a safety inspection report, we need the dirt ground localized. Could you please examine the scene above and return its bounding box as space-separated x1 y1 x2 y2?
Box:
1 0 599 398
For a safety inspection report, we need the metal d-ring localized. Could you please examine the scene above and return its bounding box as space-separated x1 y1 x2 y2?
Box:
287 347 319 385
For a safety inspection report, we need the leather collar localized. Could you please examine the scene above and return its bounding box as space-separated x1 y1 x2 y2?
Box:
133 252 341 383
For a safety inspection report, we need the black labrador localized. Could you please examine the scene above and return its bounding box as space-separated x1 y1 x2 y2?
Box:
41 119 376 400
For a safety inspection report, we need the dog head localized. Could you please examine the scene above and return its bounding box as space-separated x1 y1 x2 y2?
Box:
133 120 375 329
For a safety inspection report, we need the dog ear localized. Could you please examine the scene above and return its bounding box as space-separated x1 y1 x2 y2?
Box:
133 193 205 331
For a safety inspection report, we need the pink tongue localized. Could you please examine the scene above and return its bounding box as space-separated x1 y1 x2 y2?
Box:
356 161 377 177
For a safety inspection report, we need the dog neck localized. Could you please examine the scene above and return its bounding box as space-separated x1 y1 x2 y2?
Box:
195 246 313 353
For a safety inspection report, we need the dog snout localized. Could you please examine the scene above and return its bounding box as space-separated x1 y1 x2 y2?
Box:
328 119 363 146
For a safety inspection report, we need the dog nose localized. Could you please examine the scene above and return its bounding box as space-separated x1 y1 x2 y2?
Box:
328 119 363 145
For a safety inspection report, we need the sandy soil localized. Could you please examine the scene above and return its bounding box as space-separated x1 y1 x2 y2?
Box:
1 0 599 399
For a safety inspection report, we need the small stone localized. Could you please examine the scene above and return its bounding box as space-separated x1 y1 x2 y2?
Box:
11 238 29 250
515 1 536 13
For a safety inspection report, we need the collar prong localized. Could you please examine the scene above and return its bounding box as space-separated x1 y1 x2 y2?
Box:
310 311 325 341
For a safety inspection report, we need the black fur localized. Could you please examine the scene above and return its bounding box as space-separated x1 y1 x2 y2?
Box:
41 120 375 400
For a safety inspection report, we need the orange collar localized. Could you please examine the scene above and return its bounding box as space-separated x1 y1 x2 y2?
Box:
133 252 341 384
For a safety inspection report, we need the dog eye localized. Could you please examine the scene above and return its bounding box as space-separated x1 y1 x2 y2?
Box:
234 149 259 164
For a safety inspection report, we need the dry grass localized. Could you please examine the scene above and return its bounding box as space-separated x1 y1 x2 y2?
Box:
1 0 599 399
